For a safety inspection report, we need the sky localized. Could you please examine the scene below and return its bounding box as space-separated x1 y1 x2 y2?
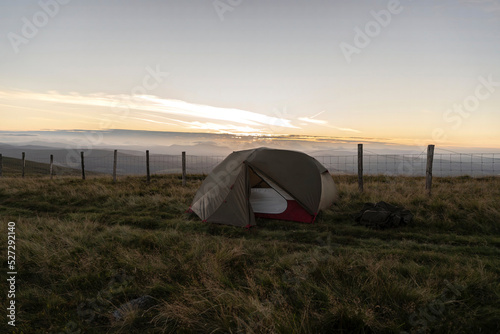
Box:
0 0 499 150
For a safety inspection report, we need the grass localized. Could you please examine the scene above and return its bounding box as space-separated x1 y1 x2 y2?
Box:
0 174 499 333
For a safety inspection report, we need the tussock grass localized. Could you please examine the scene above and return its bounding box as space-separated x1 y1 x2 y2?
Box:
0 175 499 333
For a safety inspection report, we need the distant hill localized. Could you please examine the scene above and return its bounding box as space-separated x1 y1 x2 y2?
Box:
0 145 224 176
0 156 100 177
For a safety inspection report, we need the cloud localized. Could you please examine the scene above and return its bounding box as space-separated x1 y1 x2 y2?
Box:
298 110 360 133
333 127 361 133
0 90 298 133
0 90 361 135
131 114 265 135
299 111 328 125
297 117 328 125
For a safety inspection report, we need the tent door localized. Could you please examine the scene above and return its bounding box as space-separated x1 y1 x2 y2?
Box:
248 167 315 223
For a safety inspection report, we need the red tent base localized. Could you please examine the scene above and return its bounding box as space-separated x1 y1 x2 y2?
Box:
254 200 315 223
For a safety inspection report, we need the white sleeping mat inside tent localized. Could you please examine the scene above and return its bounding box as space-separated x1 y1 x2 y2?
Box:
250 188 288 214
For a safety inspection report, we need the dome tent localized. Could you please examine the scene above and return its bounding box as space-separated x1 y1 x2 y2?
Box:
189 148 338 228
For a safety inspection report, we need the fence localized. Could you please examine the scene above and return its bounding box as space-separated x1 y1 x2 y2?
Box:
0 151 226 178
317 153 499 177
0 148 499 179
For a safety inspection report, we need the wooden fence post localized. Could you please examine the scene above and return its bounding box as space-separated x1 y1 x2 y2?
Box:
426 144 435 195
113 150 117 183
146 150 150 183
358 144 363 192
81 151 85 180
0 154 2 177
50 154 54 179
182 151 186 187
22 152 25 178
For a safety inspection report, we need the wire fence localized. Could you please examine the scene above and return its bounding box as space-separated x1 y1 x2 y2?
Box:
0 150 498 178
316 153 499 177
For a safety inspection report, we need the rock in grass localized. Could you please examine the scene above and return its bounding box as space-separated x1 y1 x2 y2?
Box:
113 295 156 321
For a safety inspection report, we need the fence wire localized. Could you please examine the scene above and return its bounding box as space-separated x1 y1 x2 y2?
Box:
316 154 499 176
0 151 498 178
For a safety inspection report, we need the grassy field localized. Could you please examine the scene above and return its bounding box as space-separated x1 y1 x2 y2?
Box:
0 174 499 333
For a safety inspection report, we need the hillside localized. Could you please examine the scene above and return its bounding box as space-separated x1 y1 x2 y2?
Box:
0 175 499 333
0 145 224 176
0 156 102 177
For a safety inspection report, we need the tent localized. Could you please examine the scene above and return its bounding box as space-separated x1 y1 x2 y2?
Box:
189 147 338 227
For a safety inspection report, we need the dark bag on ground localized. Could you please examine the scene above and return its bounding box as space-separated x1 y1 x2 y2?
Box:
354 201 413 229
